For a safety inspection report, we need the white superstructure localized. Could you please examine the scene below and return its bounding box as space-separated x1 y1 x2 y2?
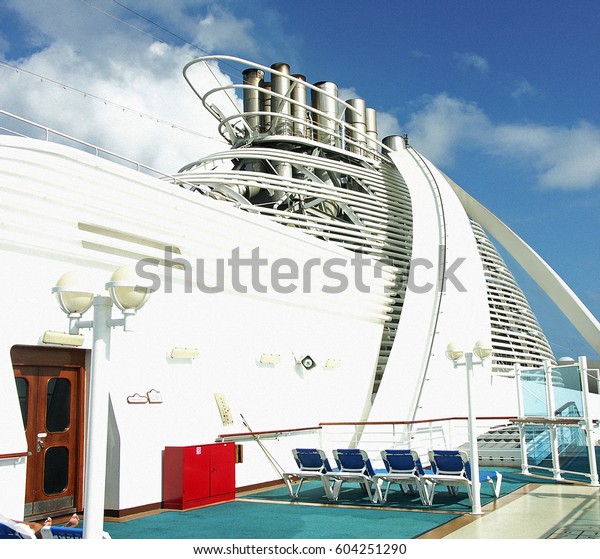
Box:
0 55 598 522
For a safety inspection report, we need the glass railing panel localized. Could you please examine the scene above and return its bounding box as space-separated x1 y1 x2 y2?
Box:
552 365 583 418
521 367 548 416
557 425 590 477
524 425 552 468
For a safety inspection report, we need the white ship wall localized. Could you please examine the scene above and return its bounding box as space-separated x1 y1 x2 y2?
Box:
367 146 513 424
0 138 390 514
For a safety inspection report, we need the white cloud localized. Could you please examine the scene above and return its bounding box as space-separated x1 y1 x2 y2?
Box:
406 93 600 190
0 0 250 173
493 121 600 190
405 93 491 165
375 111 402 140
410 50 431 59
510 78 537 99
337 87 359 101
191 5 259 55
453 52 489 73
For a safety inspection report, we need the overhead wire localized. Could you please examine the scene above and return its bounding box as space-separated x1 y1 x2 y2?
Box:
108 0 243 117
0 0 253 145
0 60 226 144
79 0 243 122
110 0 247 81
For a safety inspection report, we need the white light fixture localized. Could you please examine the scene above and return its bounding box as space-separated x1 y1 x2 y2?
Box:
51 266 152 539
42 330 85 347
170 347 200 360
444 342 464 363
52 270 95 317
324 358 342 369
444 340 494 516
105 266 151 316
473 339 493 360
259 353 281 365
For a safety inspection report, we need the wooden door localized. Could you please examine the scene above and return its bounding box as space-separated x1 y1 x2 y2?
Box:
13 365 83 519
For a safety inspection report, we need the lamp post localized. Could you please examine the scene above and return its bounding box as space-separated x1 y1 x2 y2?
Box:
53 266 151 538
445 340 493 515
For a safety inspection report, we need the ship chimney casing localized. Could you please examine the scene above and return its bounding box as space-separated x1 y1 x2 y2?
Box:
242 68 264 134
270 62 292 135
291 74 308 138
383 135 408 152
311 81 339 146
345 98 367 154
365 107 378 152
260 81 272 132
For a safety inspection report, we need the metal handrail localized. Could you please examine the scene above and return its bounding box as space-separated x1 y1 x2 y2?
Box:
0 452 28 460
215 425 321 442
182 55 391 161
0 109 211 194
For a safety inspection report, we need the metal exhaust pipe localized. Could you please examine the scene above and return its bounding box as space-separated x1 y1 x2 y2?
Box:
365 108 378 153
291 74 308 138
260 81 272 132
241 68 266 174
311 81 339 146
270 62 292 135
242 68 264 134
383 135 408 152
270 63 293 182
345 98 367 155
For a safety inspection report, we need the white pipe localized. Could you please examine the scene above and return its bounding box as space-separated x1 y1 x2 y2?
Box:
579 356 600 486
465 352 482 515
82 296 113 539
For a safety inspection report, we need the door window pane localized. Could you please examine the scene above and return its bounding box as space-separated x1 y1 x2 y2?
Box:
46 378 71 432
15 378 28 428
44 446 69 494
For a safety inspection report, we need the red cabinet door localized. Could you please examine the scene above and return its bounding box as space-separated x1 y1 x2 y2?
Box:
209 443 235 497
182 446 210 502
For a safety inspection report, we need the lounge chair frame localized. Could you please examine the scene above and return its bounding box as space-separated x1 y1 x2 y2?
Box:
424 449 502 506
373 449 429 505
282 448 336 499
323 449 381 503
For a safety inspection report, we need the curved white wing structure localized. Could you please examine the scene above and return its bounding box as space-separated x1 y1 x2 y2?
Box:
445 174 600 358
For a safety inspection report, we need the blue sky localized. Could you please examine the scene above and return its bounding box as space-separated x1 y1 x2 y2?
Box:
0 0 598 358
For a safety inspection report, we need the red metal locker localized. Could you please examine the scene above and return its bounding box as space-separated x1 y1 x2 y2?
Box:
163 443 235 509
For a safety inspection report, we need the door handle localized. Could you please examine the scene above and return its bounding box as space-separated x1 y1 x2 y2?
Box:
37 439 46 453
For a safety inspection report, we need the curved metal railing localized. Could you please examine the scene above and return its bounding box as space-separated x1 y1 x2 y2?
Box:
182 55 392 162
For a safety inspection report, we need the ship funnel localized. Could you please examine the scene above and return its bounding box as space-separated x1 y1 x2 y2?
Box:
365 108 378 152
345 98 367 154
236 60 379 156
311 81 339 146
242 68 264 134
291 74 308 138
383 135 408 152
270 62 292 135
260 81 272 132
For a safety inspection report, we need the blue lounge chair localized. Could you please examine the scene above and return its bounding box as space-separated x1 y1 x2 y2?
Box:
0 515 36 539
373 449 430 505
323 448 384 503
282 448 338 499
40 525 111 539
424 449 502 505
40 525 84 539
